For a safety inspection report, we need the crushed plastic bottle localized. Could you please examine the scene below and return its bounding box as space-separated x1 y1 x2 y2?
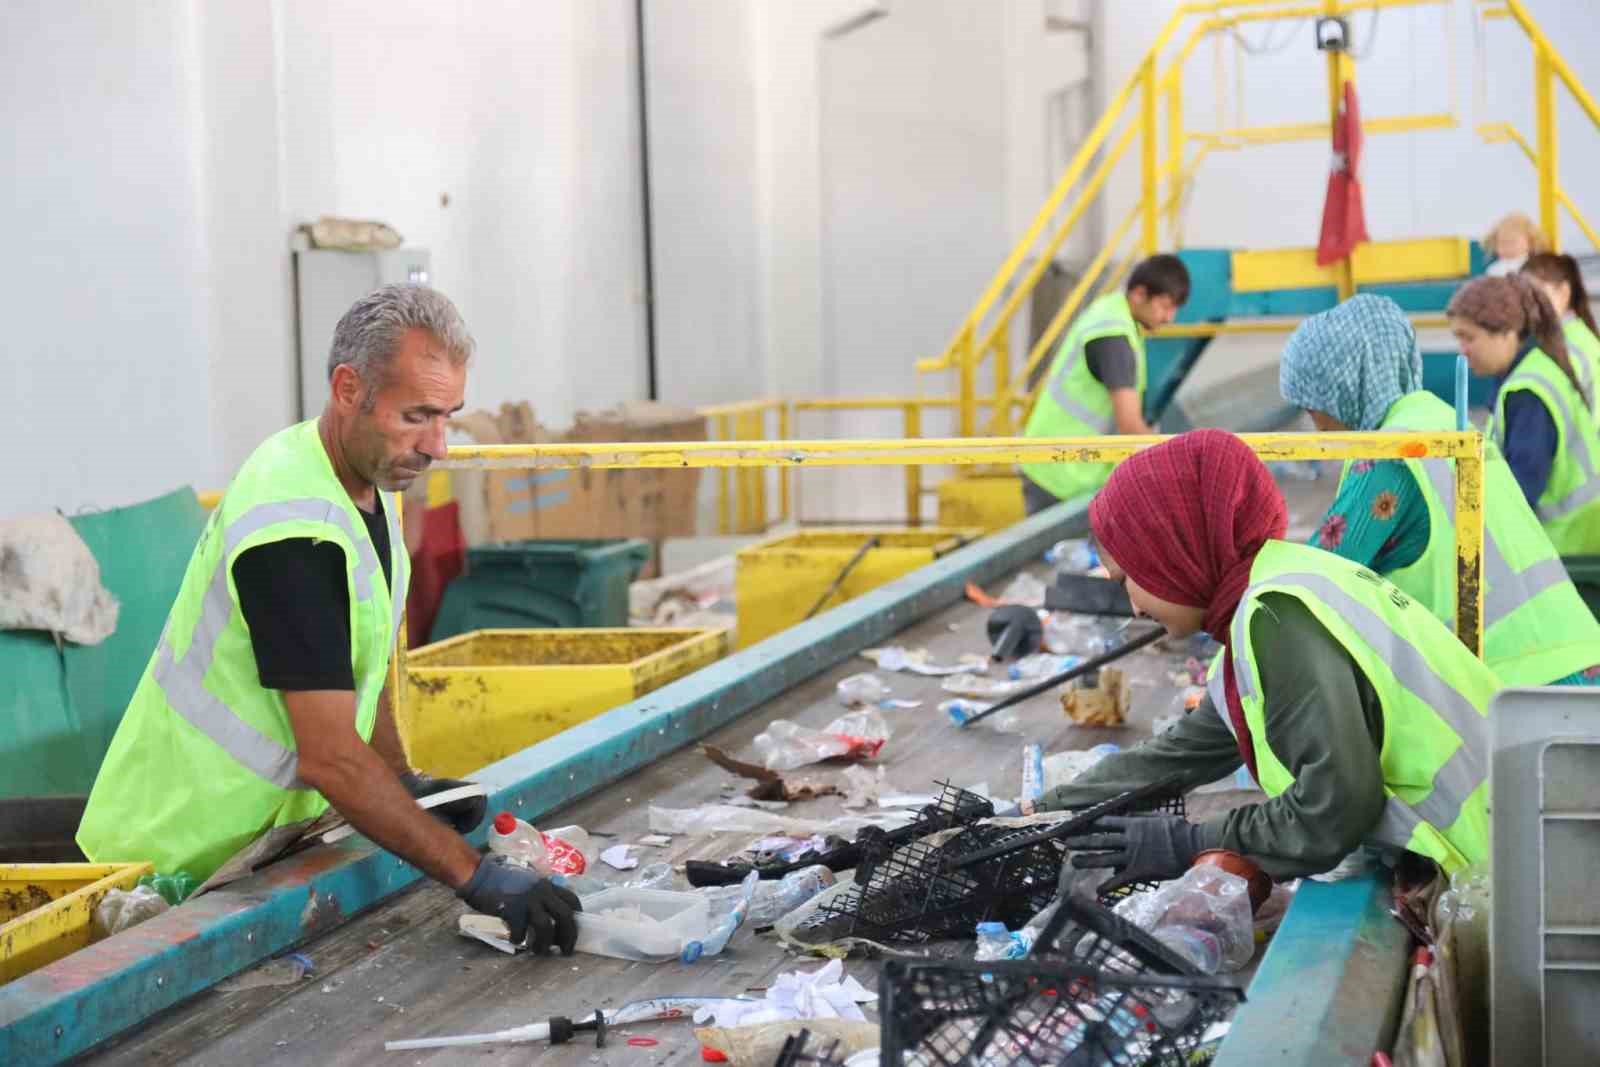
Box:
940 699 1018 732
1044 539 1098 571
974 921 1013 962
752 710 890 771
487 814 596 878
1007 653 1078 681
1112 865 1254 973
92 885 170 937
702 865 835 929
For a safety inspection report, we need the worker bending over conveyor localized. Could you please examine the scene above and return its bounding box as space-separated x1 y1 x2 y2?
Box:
1280 294 1600 687
1034 431 1495 885
1019 254 1191 515
78 285 581 956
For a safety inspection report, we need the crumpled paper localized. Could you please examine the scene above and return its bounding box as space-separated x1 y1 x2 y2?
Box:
693 960 876 1029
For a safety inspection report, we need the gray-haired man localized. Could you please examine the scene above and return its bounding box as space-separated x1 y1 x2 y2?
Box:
79 286 580 955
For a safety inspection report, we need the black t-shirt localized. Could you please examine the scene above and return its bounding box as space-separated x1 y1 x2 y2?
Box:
1084 335 1139 390
231 496 393 692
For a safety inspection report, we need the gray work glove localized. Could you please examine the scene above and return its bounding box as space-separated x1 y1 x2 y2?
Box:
399 770 487 835
1062 814 1206 895
458 855 582 954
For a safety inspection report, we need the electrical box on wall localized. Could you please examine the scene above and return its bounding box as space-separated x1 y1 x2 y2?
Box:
293 248 432 420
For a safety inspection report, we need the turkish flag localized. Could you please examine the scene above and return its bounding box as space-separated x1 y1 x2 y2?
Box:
1316 80 1369 266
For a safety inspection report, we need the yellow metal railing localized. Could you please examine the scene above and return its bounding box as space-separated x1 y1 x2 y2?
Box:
920 0 1600 442
435 430 1487 659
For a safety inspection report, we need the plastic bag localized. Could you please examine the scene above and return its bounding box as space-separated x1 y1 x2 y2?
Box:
1112 865 1254 973
1040 744 1118 791
92 885 170 938
752 710 890 771
835 673 891 708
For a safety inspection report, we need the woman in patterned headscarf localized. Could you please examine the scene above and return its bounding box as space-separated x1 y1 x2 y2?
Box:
1280 293 1600 687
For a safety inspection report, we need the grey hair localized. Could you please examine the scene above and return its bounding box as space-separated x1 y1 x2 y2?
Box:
327 284 475 402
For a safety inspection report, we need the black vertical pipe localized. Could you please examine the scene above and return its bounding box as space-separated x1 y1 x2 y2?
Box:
635 0 659 401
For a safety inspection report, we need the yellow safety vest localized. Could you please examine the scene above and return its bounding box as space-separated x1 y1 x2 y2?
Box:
1020 291 1146 505
1491 347 1600 555
1220 540 1496 874
78 421 409 880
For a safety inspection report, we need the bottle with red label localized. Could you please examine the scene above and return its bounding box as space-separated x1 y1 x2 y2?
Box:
487 813 595 879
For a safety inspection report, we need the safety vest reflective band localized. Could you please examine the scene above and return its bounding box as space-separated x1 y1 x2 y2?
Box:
1564 317 1600 420
1225 540 1496 874
77 421 410 880
1491 347 1600 554
1352 391 1600 686
1020 291 1146 505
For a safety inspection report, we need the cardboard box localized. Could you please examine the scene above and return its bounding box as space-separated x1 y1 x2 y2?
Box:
449 401 705 546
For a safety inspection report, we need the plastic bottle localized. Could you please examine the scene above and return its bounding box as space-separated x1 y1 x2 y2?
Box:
683 871 759 962
701 865 835 928
1044 539 1097 570
488 812 553 874
138 872 197 906
974 922 1013 962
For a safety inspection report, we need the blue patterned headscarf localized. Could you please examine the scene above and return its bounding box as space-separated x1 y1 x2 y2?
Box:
1280 294 1423 431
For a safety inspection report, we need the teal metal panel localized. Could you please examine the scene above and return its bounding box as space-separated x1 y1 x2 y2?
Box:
1215 873 1411 1067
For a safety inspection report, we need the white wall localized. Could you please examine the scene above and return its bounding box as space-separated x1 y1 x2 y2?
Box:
1100 0 1600 254
5 0 648 520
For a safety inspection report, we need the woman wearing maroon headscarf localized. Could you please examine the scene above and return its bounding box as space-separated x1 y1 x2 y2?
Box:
1041 430 1499 884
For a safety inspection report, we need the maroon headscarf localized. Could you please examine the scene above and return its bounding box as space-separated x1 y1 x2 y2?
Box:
1088 430 1287 775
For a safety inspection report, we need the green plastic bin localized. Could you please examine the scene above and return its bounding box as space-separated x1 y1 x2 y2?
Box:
1566 556 1600 623
430 539 651 641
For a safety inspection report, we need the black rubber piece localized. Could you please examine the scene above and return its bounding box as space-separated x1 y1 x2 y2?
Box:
986 605 1042 660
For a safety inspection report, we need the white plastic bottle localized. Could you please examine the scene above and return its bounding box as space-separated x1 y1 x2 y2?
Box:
487 813 552 875
701 865 835 928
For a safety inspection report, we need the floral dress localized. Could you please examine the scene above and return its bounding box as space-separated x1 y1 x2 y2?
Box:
1312 459 1600 686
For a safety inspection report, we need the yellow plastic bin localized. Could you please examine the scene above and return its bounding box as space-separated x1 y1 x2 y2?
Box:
936 474 1025 532
400 627 731 778
735 528 979 648
1 862 154 983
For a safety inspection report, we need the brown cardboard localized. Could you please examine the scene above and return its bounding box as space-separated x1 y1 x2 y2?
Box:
448 401 706 545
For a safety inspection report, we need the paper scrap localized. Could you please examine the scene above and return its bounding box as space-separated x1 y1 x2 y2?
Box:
601 844 639 871
638 834 673 848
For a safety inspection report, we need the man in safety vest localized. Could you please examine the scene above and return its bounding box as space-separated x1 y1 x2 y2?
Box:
79 285 582 956
1019 254 1191 514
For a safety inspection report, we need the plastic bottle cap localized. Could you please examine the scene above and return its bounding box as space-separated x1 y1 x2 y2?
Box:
492 812 517 835
702 1047 728 1062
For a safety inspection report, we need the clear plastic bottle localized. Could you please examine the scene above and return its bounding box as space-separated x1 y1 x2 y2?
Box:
1154 924 1223 974
701 865 835 928
488 812 552 874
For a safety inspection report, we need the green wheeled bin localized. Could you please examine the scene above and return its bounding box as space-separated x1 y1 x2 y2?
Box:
429 538 651 642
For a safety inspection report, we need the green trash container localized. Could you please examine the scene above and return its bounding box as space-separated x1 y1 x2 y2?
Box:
430 539 651 642
1566 556 1600 623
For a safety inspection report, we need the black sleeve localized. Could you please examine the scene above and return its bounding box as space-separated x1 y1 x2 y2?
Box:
1197 593 1389 879
1083 335 1140 390
231 538 355 691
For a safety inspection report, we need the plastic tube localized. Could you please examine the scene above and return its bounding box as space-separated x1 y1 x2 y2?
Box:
383 996 752 1051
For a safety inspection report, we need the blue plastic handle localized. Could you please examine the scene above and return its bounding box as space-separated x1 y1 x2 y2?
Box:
1455 355 1469 431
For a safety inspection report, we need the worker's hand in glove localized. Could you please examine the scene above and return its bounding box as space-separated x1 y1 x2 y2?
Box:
398 770 487 835
1062 814 1206 894
458 855 582 954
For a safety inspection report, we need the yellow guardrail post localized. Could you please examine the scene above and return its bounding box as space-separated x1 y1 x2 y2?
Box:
1165 68 1184 241
1454 434 1485 659
991 330 1011 436
957 327 978 438
778 402 793 524
1141 58 1159 255
1534 42 1558 250
716 413 733 535
902 401 923 527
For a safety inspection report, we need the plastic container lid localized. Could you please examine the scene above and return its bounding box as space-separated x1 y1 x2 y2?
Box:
492 812 518 835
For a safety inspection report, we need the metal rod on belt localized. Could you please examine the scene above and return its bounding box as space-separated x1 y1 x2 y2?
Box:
957 626 1165 728
804 535 880 620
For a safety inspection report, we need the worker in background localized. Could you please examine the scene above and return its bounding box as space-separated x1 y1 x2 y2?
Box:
1018 254 1191 514
1034 430 1495 884
1522 252 1600 417
1279 294 1600 687
78 286 582 956
1482 211 1548 277
1448 275 1600 555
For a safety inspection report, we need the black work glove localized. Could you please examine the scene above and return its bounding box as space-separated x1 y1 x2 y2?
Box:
458 855 582 955
398 770 487 835
1062 814 1206 895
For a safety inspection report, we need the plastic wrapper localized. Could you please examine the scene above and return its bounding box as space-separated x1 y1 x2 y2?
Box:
1006 652 1077 680
753 710 890 771
1111 865 1255 973
695 1020 880 1067
1040 744 1118 792
835 672 891 708
939 673 1028 699
840 764 886 808
92 885 170 938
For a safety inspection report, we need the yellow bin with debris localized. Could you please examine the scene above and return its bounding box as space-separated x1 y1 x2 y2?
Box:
1 862 154 983
400 627 730 778
736 528 979 648
936 474 1025 532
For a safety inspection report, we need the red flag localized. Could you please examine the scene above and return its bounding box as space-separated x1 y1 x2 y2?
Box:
1316 80 1369 266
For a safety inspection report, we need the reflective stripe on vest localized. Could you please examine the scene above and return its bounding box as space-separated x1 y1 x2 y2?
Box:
1046 315 1132 433
1230 569 1487 851
151 498 382 790
1404 453 1571 629
1497 363 1600 522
